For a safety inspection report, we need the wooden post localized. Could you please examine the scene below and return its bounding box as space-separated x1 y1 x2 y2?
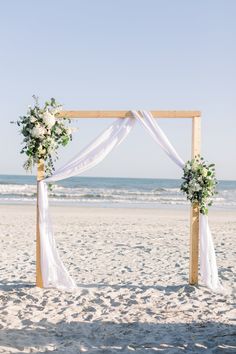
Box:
36 160 44 288
189 116 201 285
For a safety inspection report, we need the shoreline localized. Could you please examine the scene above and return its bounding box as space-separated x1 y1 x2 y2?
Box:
0 201 236 213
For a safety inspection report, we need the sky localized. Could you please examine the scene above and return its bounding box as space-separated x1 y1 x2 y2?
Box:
0 0 235 180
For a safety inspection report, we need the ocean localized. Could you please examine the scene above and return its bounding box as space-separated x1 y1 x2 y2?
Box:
0 175 235 209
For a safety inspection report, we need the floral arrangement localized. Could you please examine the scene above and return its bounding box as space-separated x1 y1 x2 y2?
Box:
180 155 218 214
14 96 73 176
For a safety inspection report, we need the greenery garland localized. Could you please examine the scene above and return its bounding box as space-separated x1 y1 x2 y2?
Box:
180 155 218 214
14 96 72 177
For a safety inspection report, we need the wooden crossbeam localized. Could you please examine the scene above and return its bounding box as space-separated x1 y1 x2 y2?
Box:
57 110 201 119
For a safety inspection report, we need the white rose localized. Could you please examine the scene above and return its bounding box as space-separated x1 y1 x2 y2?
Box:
43 111 56 129
30 116 37 123
31 125 46 138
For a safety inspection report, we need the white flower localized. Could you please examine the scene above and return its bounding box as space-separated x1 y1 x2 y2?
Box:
192 161 198 170
185 162 191 170
46 139 57 154
198 176 203 183
43 111 56 129
202 167 208 177
55 127 62 135
38 145 46 155
194 183 201 192
30 116 37 123
47 144 56 154
51 106 62 115
31 125 46 138
46 137 53 144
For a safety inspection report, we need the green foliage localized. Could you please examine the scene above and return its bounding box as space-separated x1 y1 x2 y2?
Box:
180 155 218 214
12 96 73 177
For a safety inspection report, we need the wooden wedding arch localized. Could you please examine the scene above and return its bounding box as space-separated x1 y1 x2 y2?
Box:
36 110 201 288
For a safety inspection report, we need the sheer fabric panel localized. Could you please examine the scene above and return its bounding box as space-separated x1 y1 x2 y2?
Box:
132 111 221 291
39 117 135 289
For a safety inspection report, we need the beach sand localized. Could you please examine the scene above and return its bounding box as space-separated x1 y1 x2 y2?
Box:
0 205 235 353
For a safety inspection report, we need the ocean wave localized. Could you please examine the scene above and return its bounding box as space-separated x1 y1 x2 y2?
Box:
0 182 235 208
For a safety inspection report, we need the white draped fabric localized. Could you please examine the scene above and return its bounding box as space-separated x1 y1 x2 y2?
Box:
38 110 221 291
45 117 135 184
38 181 77 289
200 214 221 290
38 117 135 289
132 111 221 291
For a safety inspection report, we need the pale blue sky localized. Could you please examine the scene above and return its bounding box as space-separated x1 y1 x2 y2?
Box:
0 0 235 179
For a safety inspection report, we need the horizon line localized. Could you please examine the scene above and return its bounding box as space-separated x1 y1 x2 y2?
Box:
0 174 235 182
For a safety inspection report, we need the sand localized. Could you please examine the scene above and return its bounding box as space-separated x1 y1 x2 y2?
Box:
0 205 235 353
